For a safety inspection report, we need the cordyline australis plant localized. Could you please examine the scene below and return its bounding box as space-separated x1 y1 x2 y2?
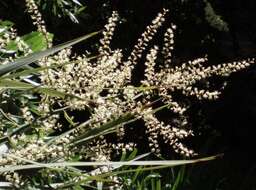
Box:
0 1 254 188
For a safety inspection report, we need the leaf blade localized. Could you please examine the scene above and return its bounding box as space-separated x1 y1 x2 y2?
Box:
0 31 100 76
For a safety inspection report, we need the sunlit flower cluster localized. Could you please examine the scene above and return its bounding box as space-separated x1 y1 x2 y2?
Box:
36 8 255 161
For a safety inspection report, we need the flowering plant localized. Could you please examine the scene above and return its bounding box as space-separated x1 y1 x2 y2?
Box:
0 1 254 188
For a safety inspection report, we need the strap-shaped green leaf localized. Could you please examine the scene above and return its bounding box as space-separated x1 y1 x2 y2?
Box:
0 79 83 99
0 31 99 76
0 153 221 173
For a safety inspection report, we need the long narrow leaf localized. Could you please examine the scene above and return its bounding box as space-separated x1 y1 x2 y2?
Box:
70 103 170 147
1 55 99 79
0 155 222 173
0 31 100 76
70 113 134 146
0 79 84 100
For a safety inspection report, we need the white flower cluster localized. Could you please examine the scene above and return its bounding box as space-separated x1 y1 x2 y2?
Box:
142 107 194 157
99 11 119 56
163 26 176 65
37 8 255 159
